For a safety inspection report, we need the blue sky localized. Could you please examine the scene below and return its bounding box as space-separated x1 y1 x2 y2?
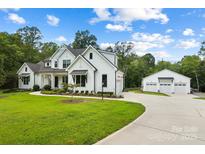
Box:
0 8 205 62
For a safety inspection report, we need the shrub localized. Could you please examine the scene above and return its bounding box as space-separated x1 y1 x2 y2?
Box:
43 85 51 91
33 85 40 91
41 90 56 95
56 89 65 94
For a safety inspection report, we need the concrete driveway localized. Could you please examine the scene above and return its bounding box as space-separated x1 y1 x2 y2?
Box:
97 92 205 145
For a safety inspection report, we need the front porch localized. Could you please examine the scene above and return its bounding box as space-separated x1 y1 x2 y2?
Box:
41 73 68 89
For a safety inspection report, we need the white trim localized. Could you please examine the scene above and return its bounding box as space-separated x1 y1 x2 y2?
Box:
142 69 191 81
82 45 117 70
50 46 76 60
16 63 33 74
66 55 96 71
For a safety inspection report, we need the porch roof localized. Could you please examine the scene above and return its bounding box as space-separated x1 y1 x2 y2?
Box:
19 73 30 77
70 70 88 75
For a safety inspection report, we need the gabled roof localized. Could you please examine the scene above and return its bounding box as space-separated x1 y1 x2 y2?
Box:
66 46 85 57
143 69 191 80
66 55 97 71
82 45 118 70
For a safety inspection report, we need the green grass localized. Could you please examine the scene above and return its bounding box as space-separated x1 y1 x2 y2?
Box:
0 92 145 144
130 89 169 96
194 97 205 100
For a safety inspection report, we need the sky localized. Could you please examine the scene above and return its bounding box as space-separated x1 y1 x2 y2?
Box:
0 8 205 62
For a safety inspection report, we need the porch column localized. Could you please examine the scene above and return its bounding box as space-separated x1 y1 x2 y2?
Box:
50 74 55 89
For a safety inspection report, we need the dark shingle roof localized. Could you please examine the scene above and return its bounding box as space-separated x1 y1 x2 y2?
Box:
67 46 85 57
26 62 65 73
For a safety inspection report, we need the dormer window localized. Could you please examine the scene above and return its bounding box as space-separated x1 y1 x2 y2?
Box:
25 67 27 72
55 61 58 68
89 53 93 60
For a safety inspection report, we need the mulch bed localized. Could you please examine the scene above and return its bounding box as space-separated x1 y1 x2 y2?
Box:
61 99 90 104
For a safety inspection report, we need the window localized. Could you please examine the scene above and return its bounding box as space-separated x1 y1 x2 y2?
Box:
62 76 68 83
63 60 71 68
75 75 86 87
23 76 30 85
81 75 86 87
102 74 107 87
25 67 27 72
76 75 80 85
55 61 58 68
89 53 93 59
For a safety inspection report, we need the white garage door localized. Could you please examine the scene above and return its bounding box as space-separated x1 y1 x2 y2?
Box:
159 83 172 94
174 83 187 94
145 82 157 92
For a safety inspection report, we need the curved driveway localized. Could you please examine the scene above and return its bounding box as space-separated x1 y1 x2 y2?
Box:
97 92 205 144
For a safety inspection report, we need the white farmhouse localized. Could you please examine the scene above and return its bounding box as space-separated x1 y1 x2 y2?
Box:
142 69 191 94
17 45 124 96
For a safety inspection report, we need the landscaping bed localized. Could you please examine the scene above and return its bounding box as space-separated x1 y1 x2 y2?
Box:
41 90 123 98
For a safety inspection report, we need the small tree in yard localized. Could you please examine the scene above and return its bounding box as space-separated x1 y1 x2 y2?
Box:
65 83 80 102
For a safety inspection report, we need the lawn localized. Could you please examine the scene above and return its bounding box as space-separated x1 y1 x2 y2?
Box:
194 97 205 100
0 92 145 144
130 89 169 96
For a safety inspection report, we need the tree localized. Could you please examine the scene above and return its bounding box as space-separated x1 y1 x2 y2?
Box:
17 26 42 49
0 55 6 87
199 41 205 58
154 60 172 72
180 55 201 90
72 30 99 49
40 42 59 60
142 53 155 68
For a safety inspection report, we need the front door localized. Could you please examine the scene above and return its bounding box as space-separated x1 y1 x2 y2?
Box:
55 76 58 88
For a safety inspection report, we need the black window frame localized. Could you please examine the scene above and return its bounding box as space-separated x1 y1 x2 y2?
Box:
54 61 58 68
25 67 27 72
102 74 107 87
23 76 30 85
63 60 71 68
89 53 93 59
62 75 68 84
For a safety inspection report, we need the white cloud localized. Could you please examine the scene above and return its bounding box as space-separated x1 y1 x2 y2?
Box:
113 8 169 24
183 28 194 36
90 9 169 32
100 43 115 50
105 23 132 32
89 8 111 24
166 29 173 33
0 8 20 12
176 39 199 50
47 15 60 26
7 13 26 24
152 51 171 58
132 32 173 45
56 36 67 42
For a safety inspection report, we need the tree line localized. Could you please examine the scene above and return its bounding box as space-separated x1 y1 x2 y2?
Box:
0 26 205 91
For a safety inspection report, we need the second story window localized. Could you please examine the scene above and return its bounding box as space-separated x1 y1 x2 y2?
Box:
63 60 71 68
89 53 93 60
25 67 27 72
46 62 50 67
55 61 58 68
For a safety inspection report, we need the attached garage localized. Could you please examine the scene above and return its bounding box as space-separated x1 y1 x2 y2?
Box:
142 69 191 94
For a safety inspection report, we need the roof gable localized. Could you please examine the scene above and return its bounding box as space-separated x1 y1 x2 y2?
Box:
143 69 191 80
66 55 97 71
82 45 118 70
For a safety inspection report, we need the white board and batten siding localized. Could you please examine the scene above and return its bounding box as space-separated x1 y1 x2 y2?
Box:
142 69 191 94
